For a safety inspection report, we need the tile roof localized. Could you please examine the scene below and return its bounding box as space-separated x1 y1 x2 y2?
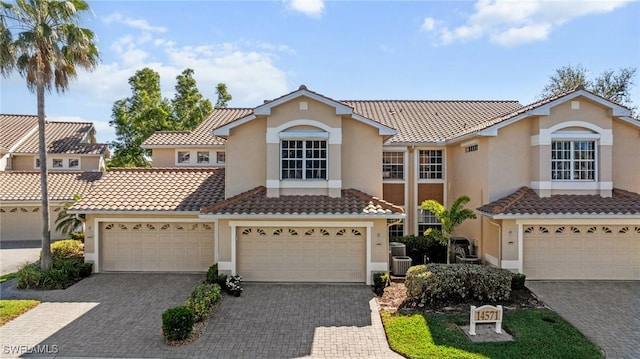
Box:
70 168 225 212
12 121 109 155
0 171 104 202
342 100 522 143
201 186 405 216
142 108 253 147
477 187 640 216
0 114 38 151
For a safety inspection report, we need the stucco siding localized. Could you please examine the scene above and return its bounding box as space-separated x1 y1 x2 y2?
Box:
488 119 531 201
11 155 34 170
540 98 612 130
225 119 267 198
341 120 383 196
267 97 342 128
612 119 640 193
151 148 175 167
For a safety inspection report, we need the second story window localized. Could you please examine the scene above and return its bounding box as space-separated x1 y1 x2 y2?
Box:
418 208 441 235
217 152 225 164
197 151 209 164
551 140 596 181
177 151 190 164
281 140 327 180
383 152 404 180
52 159 63 168
68 159 79 168
419 150 443 179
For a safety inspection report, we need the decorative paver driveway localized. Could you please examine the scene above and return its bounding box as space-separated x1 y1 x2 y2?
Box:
0 274 400 358
527 281 640 359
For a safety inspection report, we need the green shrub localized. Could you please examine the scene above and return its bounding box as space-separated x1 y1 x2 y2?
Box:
50 240 83 261
206 263 218 283
511 273 526 290
162 306 195 341
70 232 85 242
185 283 222 322
392 236 447 264
215 274 228 291
16 263 43 289
372 272 390 296
405 264 513 304
41 269 67 289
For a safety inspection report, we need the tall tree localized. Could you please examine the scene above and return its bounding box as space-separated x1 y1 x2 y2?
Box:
215 82 232 108
109 68 171 167
540 64 637 114
421 195 477 264
172 68 213 130
0 0 99 270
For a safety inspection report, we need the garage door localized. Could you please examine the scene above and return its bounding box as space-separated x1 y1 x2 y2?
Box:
238 227 366 282
524 225 640 280
100 222 214 272
0 206 65 241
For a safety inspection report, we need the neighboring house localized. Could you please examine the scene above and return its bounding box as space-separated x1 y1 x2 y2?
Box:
70 85 640 282
0 114 109 241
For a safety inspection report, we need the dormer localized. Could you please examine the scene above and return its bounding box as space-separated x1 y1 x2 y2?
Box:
213 85 396 199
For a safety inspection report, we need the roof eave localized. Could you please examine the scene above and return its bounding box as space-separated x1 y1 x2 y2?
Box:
198 213 406 219
477 210 640 220
141 144 225 149
67 209 203 215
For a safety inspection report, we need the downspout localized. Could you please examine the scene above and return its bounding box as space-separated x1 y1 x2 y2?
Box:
488 220 502 268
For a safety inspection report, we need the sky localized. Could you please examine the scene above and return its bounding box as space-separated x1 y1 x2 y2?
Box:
1 0 639 144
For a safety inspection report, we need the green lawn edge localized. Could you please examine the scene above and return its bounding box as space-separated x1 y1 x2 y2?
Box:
0 272 17 283
0 300 40 326
382 308 602 359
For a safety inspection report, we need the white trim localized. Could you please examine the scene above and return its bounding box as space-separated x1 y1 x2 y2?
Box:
266 180 341 189
84 252 96 263
530 181 612 191
484 253 499 266
279 131 330 140
93 218 99 273
142 144 225 149
230 224 237 275
203 214 405 219
500 260 520 269
369 262 388 272
366 223 373 285
515 218 640 225
533 121 613 146
213 114 256 136
517 223 523 273
267 119 341 144
218 261 233 271
382 145 409 152
214 218 219 264
68 210 202 215
229 220 373 227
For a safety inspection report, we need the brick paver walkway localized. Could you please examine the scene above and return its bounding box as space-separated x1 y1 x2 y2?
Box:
527 280 640 359
0 274 400 358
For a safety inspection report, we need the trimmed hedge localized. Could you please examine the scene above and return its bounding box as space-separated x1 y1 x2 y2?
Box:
406 264 513 304
16 258 92 289
391 236 447 264
51 240 84 261
186 283 222 322
162 306 195 341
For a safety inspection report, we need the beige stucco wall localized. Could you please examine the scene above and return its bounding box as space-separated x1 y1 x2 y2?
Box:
80 156 101 171
341 120 383 197
612 119 640 193
267 97 342 128
487 119 531 201
225 119 267 198
540 99 612 130
10 155 103 171
11 155 34 170
151 148 175 167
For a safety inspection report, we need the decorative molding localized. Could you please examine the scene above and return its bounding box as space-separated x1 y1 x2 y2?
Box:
530 181 612 191
266 119 341 144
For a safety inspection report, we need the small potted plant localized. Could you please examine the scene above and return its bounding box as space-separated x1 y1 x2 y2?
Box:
225 275 243 297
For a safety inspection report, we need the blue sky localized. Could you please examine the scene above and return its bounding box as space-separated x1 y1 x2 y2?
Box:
2 0 639 143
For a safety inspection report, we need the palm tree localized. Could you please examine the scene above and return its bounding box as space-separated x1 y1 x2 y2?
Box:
421 195 477 264
1 0 99 270
55 194 82 236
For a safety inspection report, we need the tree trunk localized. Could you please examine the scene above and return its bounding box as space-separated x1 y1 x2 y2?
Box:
37 83 52 271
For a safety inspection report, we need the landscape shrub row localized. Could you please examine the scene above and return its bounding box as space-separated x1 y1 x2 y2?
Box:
16 240 91 289
405 264 514 304
391 236 447 264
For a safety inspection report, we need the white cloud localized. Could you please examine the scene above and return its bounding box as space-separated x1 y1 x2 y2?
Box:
422 17 436 31
286 0 324 18
425 0 634 46
103 13 167 33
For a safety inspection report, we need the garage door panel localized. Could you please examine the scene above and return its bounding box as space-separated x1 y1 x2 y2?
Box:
524 225 640 280
238 227 365 282
101 222 214 272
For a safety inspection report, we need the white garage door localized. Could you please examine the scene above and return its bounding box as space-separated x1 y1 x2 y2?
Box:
0 206 65 241
238 227 366 282
524 225 640 280
100 222 214 272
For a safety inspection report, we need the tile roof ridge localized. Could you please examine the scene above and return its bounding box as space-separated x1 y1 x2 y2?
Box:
47 121 93 125
213 107 254 110
612 188 640 199
342 99 521 103
108 167 223 173
492 186 533 214
345 188 405 213
151 130 191 134
0 113 37 117
202 186 265 214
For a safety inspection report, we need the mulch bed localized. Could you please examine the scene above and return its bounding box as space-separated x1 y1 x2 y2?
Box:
377 282 546 314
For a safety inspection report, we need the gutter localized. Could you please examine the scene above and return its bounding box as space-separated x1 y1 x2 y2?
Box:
67 210 202 215
198 213 406 220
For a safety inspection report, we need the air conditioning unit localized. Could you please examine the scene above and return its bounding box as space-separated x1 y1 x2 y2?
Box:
389 242 406 269
392 256 412 276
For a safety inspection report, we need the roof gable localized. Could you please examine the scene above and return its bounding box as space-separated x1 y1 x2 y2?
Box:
213 85 396 138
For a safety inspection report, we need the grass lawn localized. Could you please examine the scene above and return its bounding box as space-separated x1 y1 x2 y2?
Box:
382 308 602 359
0 272 17 283
0 300 40 326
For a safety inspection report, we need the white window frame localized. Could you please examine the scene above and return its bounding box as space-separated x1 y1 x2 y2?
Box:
280 139 328 180
418 149 444 180
52 158 64 168
417 208 442 236
196 151 210 164
177 151 191 164
68 158 80 169
216 152 225 164
388 218 405 238
383 151 405 181
551 139 597 182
